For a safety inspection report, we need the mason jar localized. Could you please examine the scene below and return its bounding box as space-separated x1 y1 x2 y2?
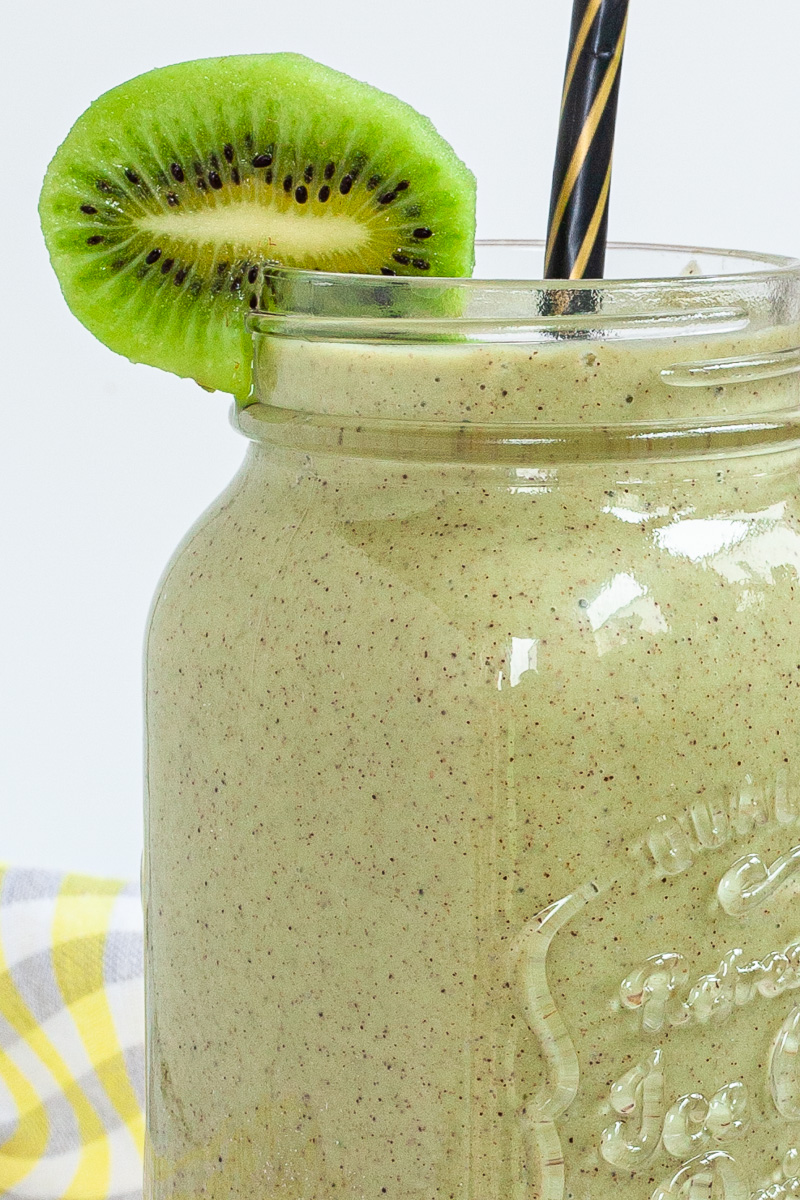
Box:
144 243 800 1200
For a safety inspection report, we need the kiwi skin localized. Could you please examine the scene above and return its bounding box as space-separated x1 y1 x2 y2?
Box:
39 53 477 399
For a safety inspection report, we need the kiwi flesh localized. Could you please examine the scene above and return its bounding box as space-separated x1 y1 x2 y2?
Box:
39 53 477 399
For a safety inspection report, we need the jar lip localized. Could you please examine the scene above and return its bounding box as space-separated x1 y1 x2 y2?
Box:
248 238 800 347
254 239 800 290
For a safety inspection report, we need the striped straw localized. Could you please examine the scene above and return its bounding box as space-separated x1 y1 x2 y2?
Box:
544 0 629 280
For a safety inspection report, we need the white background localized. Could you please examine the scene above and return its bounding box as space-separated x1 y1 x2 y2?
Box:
3 0 800 878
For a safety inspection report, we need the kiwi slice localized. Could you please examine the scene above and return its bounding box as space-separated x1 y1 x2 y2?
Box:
39 53 477 399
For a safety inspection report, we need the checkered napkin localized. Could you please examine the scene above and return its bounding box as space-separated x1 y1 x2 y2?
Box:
0 866 144 1200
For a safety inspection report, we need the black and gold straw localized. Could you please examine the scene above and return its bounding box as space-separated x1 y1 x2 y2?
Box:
544 0 629 280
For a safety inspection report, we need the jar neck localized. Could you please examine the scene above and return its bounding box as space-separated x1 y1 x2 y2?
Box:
241 242 800 466
239 324 800 467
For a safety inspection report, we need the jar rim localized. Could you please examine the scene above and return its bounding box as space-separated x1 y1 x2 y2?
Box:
247 239 800 342
248 239 800 298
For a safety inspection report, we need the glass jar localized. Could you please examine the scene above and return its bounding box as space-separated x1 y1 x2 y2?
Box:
144 243 800 1200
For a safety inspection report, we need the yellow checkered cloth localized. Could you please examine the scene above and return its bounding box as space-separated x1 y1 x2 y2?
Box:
0 867 143 1199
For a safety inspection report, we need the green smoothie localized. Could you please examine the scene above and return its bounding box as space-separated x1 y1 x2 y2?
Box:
144 258 800 1200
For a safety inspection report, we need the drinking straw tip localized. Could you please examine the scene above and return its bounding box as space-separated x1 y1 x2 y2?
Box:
544 0 629 281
